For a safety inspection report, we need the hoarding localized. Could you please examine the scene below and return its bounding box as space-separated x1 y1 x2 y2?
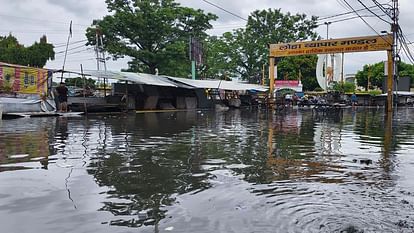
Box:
0 64 50 94
270 35 393 57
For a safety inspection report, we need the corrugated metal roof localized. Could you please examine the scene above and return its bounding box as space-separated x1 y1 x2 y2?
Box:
83 70 177 87
166 76 268 92
165 76 221 89
81 70 268 91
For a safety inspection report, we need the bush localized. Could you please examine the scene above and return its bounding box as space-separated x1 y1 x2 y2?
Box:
331 82 355 93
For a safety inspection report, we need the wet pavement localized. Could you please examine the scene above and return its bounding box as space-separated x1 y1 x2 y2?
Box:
0 108 414 233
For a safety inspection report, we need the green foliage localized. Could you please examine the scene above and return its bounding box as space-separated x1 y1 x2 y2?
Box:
278 55 318 91
202 33 238 80
0 34 54 67
331 82 355 93
65 77 96 88
203 9 318 84
86 0 217 76
355 62 385 90
356 61 414 90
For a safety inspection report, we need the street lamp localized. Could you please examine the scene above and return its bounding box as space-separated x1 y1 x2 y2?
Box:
324 21 332 39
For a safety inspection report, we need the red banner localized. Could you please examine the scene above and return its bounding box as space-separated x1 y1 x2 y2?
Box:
275 80 300 87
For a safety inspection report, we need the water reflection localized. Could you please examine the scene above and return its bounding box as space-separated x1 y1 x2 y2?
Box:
0 118 52 171
0 108 414 232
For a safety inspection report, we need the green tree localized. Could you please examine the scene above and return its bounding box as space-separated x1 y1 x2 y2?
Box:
0 34 54 67
86 0 217 77
356 61 414 90
355 62 385 90
331 82 355 93
202 34 237 80
203 9 318 84
277 55 319 91
65 77 96 88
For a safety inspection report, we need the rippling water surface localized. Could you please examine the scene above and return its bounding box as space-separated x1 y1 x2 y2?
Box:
1 108 414 233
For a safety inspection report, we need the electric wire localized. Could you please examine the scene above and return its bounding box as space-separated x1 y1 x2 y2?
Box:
200 0 248 21
397 27 414 64
339 0 392 46
371 0 393 17
318 4 385 20
317 14 387 26
356 0 391 24
55 44 87 54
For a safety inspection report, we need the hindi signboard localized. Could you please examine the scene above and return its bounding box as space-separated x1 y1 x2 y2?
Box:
0 64 50 94
270 35 393 57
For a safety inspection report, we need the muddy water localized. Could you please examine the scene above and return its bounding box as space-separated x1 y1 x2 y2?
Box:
0 108 414 233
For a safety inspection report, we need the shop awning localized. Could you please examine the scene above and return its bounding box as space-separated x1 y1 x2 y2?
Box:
82 70 177 87
165 76 268 92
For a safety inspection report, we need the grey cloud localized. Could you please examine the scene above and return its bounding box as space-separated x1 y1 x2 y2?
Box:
45 0 107 19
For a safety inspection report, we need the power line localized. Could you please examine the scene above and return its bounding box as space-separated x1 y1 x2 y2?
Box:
55 44 87 54
356 0 391 24
397 27 414 64
339 0 391 45
318 4 384 20
371 0 393 17
54 39 88 48
55 48 94 57
317 14 387 26
200 0 248 21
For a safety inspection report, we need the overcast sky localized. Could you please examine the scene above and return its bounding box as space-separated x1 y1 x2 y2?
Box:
0 0 412 77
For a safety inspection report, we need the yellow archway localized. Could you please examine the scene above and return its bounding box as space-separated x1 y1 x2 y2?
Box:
268 34 393 111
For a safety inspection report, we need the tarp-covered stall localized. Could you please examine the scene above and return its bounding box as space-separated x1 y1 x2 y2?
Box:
0 62 56 114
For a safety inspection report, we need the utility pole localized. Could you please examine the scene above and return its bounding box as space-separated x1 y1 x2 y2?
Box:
387 0 399 112
95 28 108 97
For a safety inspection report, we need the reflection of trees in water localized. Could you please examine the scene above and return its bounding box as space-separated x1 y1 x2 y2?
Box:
84 108 414 228
88 149 212 227
0 118 54 171
86 112 210 228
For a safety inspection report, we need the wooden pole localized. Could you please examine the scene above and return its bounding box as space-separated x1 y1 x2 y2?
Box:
61 20 72 83
262 64 265 86
387 50 393 112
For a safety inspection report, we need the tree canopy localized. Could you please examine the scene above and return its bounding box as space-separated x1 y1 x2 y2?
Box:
86 3 320 87
203 9 318 85
0 34 55 68
65 77 96 89
356 61 414 90
86 0 217 77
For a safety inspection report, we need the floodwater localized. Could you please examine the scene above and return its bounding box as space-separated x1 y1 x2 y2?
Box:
0 108 414 233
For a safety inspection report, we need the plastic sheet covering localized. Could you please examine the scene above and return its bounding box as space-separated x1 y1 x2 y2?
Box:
0 97 56 113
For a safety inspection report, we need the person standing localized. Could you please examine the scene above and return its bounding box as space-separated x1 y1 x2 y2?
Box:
351 92 358 107
56 82 69 112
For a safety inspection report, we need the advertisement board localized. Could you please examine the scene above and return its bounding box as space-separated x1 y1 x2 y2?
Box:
270 35 393 57
0 64 50 94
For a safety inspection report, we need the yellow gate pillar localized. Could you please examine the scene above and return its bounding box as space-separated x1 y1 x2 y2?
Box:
269 57 275 98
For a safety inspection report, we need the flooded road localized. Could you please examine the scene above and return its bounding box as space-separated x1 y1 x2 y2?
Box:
0 108 414 233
